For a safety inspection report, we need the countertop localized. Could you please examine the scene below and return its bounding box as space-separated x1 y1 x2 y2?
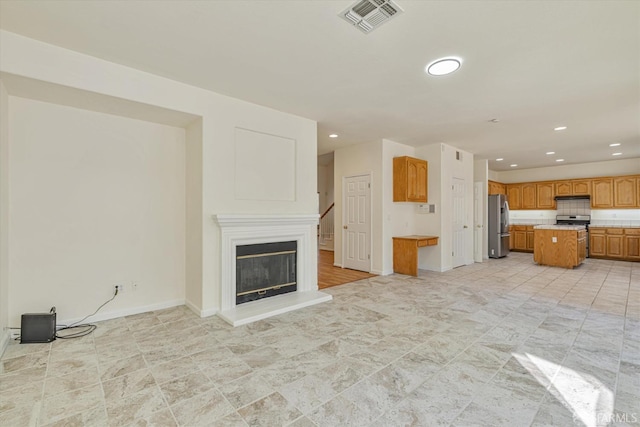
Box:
533 225 586 231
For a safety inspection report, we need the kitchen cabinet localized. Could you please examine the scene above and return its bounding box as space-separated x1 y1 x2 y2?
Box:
572 180 591 195
590 228 606 257
589 227 640 261
555 181 572 196
506 184 522 210
591 178 614 208
522 183 537 209
393 156 428 202
556 180 591 196
526 226 535 251
625 229 640 261
614 176 637 207
495 174 639 210
607 230 624 259
533 226 586 268
488 180 506 195
536 182 555 209
511 225 528 252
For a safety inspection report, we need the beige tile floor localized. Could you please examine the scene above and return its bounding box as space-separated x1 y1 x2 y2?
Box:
1 252 639 426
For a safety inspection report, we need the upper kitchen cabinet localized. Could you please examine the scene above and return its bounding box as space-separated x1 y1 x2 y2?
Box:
572 180 592 195
556 179 591 196
506 184 522 209
521 183 537 209
488 180 506 195
393 156 428 202
614 176 637 207
591 178 614 208
536 182 555 209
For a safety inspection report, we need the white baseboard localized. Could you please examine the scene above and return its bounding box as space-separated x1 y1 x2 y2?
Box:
184 299 218 318
58 299 185 326
0 329 10 359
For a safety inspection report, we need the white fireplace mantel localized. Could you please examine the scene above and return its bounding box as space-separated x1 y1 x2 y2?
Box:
212 213 332 326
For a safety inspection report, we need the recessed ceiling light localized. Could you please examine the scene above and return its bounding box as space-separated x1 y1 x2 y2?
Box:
329 134 338 138
554 126 567 131
426 57 461 76
510 164 518 167
488 118 500 123
496 158 504 161
612 152 622 156
556 159 565 162
609 143 621 147
546 151 555 155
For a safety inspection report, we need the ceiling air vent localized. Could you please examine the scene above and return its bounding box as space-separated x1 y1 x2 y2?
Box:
340 0 404 34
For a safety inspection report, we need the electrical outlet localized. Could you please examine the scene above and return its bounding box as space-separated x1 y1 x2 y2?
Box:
115 284 124 293
131 282 138 292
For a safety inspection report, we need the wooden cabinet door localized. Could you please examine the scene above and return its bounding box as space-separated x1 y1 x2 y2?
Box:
625 234 640 261
589 229 606 257
514 230 527 250
637 177 640 208
572 180 591 195
509 226 514 249
592 178 614 208
555 181 572 196
506 185 522 210
614 176 636 207
606 234 624 258
488 181 505 195
413 159 428 202
393 156 427 202
536 183 555 209
526 230 535 251
522 184 537 209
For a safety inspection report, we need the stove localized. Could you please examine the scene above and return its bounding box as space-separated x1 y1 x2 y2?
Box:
556 215 590 257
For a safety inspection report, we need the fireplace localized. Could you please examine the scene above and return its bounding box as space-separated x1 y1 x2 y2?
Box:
236 241 297 304
213 214 332 326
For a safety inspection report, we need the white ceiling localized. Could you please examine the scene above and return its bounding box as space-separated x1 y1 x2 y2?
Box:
1 0 638 171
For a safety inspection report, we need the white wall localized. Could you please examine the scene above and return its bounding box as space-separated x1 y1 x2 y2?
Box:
416 144 474 272
494 158 640 183
7 97 186 326
474 159 489 260
0 80 9 351
185 118 203 313
0 30 318 321
334 140 382 273
382 139 418 275
415 144 442 271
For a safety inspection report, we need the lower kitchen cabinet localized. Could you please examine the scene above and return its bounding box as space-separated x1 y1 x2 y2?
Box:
589 227 640 261
511 225 534 253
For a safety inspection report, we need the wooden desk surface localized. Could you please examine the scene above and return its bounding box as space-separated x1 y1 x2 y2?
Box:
392 235 439 244
392 235 439 276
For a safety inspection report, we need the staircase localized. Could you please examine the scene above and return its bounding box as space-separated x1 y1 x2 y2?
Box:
318 203 334 249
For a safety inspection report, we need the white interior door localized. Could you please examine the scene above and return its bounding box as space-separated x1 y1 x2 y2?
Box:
452 177 466 268
474 181 484 263
343 174 371 272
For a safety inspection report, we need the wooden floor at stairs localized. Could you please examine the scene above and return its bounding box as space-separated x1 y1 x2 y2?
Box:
318 249 377 289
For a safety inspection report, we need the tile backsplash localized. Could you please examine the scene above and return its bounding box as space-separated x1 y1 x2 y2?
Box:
508 205 640 227
556 199 590 216
591 209 640 227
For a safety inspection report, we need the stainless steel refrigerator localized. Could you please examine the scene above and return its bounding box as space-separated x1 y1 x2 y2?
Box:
488 194 510 258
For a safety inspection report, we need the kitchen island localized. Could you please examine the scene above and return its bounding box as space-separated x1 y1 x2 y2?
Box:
533 225 587 269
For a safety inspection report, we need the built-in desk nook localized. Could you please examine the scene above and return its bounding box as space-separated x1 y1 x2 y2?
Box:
392 235 439 276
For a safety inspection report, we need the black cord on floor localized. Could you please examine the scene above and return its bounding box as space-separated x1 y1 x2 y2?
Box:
55 287 119 339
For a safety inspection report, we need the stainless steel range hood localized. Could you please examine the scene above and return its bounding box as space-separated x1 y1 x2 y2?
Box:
555 195 591 201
